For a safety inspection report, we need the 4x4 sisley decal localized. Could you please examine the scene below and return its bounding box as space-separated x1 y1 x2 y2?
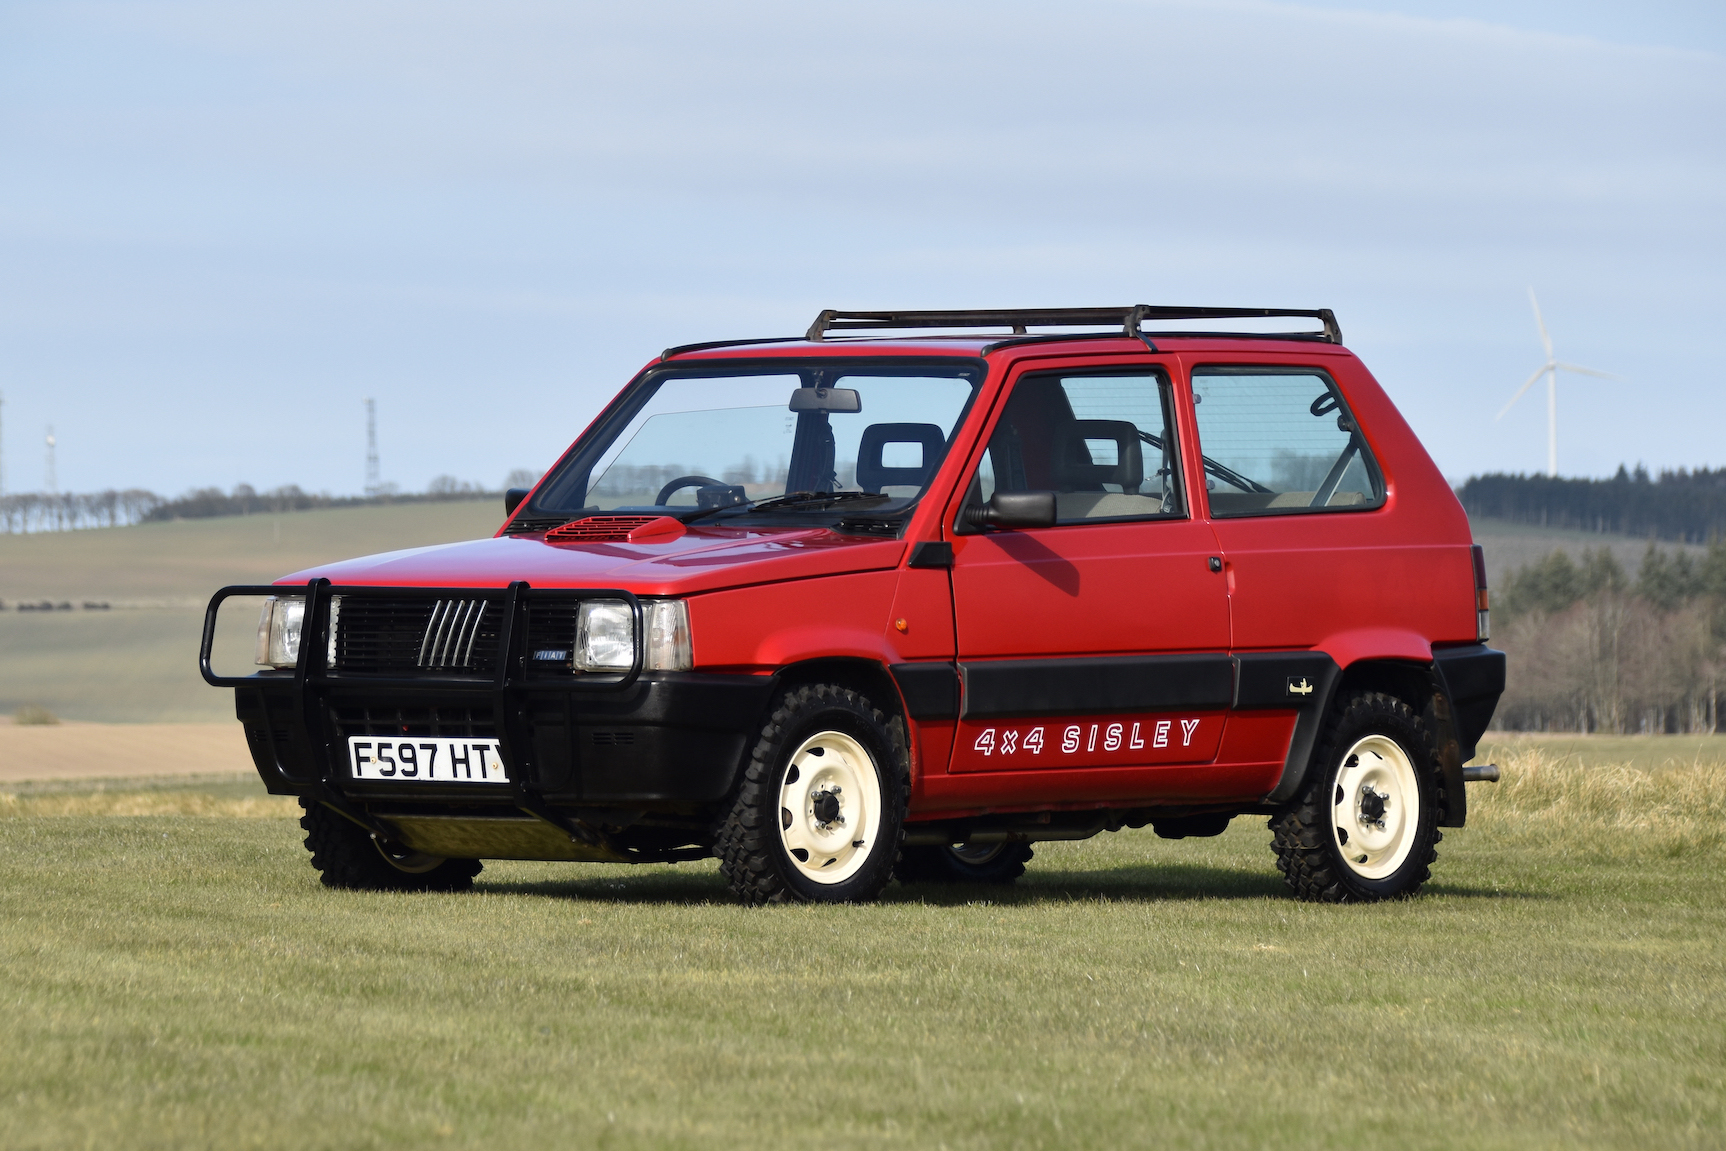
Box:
954 712 1224 769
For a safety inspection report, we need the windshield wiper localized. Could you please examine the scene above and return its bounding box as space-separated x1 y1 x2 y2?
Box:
677 490 891 524
745 491 892 514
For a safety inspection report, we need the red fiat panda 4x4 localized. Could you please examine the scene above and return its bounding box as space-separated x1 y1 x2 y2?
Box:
201 306 1504 904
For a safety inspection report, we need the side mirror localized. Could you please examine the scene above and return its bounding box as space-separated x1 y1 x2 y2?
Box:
961 490 1056 531
504 488 530 515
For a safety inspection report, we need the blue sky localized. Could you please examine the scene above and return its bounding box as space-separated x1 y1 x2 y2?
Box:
0 0 1720 497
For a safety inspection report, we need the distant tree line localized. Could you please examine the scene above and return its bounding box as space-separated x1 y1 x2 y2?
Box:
0 490 164 533
0 471 542 534
1459 466 1726 544
1494 541 1726 733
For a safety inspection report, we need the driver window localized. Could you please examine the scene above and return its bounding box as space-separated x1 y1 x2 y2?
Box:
1190 368 1384 516
970 371 1185 523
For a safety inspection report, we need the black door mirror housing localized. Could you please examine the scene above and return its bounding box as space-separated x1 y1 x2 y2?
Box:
504 488 530 515
961 490 1057 531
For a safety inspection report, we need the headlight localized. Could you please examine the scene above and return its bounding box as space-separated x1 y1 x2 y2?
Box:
576 600 635 671
574 599 692 673
254 596 305 669
643 599 692 672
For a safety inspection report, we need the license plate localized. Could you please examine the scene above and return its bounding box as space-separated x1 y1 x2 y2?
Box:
347 736 510 784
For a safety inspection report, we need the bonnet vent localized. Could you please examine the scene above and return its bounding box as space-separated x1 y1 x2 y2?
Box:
543 515 687 544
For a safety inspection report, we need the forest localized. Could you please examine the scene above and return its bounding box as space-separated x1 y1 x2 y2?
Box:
1460 466 1726 543
1493 539 1726 733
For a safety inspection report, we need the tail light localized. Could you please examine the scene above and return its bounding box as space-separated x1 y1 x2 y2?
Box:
1470 544 1490 643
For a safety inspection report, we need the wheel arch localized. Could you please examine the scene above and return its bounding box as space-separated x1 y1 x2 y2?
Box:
770 657 905 724
1286 656 1465 827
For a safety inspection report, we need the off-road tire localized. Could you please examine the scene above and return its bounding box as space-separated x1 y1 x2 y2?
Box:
1269 691 1442 903
299 799 483 892
713 683 910 905
894 842 1034 885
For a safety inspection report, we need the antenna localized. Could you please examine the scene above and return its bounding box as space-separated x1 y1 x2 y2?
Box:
364 398 380 496
44 425 56 494
0 390 5 498
1494 288 1620 477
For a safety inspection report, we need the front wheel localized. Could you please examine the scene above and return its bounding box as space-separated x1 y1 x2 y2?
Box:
714 684 909 905
299 799 482 892
1269 691 1441 903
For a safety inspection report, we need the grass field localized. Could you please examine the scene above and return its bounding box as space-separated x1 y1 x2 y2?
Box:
3 742 1722 1150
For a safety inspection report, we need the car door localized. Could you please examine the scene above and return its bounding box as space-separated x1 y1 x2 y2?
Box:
945 362 1235 799
1185 360 1399 797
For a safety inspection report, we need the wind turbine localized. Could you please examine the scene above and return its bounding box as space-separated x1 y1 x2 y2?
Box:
1495 288 1618 478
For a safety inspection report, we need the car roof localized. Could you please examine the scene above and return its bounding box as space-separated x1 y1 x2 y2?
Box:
657 333 1353 367
655 306 1350 367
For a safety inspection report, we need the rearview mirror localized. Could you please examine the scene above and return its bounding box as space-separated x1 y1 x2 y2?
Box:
504 488 529 514
961 490 1057 531
788 386 861 414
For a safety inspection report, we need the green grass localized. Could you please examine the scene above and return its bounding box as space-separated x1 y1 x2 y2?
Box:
1480 732 1726 771
3 750 1723 1150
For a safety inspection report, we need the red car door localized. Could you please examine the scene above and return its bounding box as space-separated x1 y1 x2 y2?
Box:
944 361 1236 806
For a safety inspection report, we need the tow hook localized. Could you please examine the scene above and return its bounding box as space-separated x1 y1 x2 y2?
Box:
1462 764 1501 783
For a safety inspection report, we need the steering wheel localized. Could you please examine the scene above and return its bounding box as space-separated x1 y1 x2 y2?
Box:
655 475 729 505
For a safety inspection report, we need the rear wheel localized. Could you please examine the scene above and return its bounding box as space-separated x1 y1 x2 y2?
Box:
714 683 909 905
895 841 1033 885
1269 691 1441 903
298 799 482 892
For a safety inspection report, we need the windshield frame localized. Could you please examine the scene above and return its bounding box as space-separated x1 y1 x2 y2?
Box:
525 355 989 532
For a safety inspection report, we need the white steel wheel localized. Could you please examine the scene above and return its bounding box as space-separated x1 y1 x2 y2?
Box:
1329 734 1420 880
777 730 883 885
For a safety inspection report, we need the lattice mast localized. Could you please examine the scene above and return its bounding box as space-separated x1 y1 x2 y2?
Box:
365 399 380 496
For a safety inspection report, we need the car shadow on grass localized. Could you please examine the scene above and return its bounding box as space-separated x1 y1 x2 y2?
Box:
475 860 1309 905
475 860 1543 906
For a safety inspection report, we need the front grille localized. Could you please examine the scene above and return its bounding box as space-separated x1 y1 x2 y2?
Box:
332 704 498 741
523 602 580 677
332 596 502 675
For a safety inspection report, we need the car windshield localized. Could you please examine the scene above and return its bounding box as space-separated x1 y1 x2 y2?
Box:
528 361 983 525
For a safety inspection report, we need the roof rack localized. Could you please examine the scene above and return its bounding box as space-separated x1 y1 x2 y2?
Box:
805 306 1342 346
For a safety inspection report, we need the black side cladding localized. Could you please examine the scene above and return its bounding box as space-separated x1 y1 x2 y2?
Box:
889 662 961 720
959 654 1235 720
1239 651 1344 806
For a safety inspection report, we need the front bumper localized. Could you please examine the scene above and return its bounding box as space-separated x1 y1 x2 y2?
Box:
204 581 775 857
233 670 771 806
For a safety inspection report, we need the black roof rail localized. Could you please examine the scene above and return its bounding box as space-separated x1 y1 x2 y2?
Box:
805 306 1342 346
659 336 803 361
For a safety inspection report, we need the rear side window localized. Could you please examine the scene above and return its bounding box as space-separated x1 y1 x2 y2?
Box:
1190 368 1383 517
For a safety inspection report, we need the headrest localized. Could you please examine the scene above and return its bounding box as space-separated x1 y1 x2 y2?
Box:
1053 420 1143 492
856 423 948 493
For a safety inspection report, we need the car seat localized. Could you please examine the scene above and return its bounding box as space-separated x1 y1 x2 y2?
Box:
856 423 948 494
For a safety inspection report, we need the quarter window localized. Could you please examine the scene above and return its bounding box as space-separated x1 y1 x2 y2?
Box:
1190 368 1383 516
968 372 1184 524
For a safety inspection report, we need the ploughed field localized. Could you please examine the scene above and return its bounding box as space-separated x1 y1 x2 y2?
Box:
3 739 1721 1150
